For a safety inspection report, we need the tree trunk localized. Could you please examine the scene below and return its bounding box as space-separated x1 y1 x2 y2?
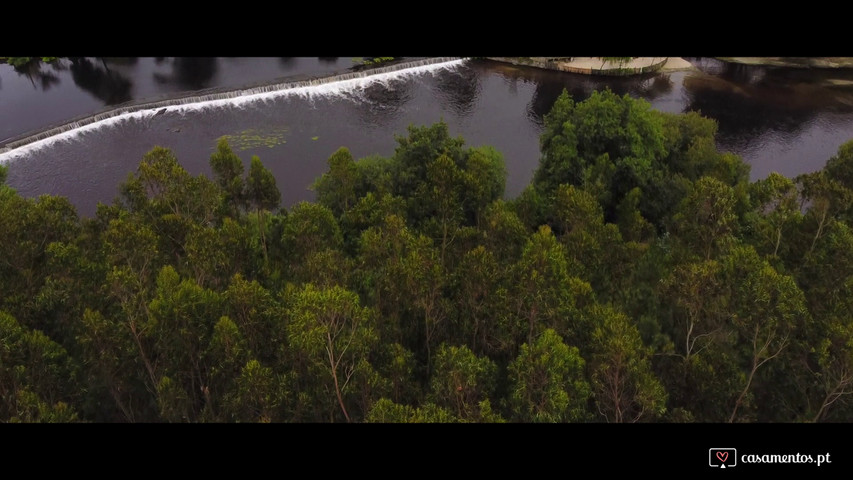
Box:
327 331 351 423
773 228 782 257
257 208 268 263
809 207 828 256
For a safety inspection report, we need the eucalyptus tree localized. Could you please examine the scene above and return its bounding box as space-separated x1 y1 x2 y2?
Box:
427 343 502 422
587 304 667 423
246 155 281 261
286 284 382 422
507 328 591 422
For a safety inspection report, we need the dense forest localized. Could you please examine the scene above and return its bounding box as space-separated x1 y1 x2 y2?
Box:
2 88 853 423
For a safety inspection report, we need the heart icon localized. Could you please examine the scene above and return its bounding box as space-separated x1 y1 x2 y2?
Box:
716 451 729 462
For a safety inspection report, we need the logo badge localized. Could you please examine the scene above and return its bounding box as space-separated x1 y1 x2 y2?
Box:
709 448 737 468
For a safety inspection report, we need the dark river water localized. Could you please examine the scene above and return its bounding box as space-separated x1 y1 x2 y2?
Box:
3 57 853 217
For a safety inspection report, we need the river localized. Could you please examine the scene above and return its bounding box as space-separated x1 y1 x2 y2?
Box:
2 57 853 217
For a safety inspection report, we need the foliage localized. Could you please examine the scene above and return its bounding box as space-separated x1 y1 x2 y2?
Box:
0 94 850 424
2 57 58 67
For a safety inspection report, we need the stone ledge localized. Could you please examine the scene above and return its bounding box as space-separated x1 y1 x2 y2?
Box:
485 57 673 76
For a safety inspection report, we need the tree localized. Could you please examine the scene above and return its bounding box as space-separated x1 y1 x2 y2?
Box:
804 275 853 422
599 57 634 68
428 343 500 422
209 138 245 215
669 176 738 261
76 308 151 422
184 217 257 289
453 245 512 357
462 146 506 227
276 202 343 282
421 153 464 265
339 192 406 254
147 265 224 421
748 172 801 258
507 329 591 422
313 147 359 217
509 225 593 348
551 184 641 300
373 342 420 405
480 200 528 263
658 260 728 364
199 316 250 421
221 359 279 422
777 221 853 421
615 187 656 243
534 88 668 221
824 139 853 193
0 192 80 360
246 155 281 260
796 170 853 256
0 311 79 422
365 398 457 423
401 234 448 368
391 121 466 203
121 147 220 226
588 305 667 423
722 245 806 422
286 284 379 422
222 274 279 363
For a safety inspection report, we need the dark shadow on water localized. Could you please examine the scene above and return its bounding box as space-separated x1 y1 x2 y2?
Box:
152 57 218 90
680 69 853 148
279 57 297 71
103 57 139 66
68 57 133 104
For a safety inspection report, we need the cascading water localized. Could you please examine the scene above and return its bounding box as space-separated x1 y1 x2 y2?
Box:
0 57 467 163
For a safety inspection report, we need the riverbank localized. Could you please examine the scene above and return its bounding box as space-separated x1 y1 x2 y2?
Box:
717 57 853 69
485 57 696 76
485 57 853 75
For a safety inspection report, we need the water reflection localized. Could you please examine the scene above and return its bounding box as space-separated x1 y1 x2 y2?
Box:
689 58 853 108
643 74 675 97
681 67 853 150
12 60 62 92
152 57 218 90
528 78 569 126
433 64 481 117
103 57 139 66
68 57 133 104
481 59 678 128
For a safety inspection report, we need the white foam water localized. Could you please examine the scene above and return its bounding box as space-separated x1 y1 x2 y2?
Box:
0 57 467 164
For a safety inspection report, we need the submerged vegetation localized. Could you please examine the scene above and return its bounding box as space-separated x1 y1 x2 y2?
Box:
217 127 289 151
2 89 853 423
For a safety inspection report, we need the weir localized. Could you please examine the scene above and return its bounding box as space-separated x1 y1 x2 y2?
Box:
0 57 467 163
